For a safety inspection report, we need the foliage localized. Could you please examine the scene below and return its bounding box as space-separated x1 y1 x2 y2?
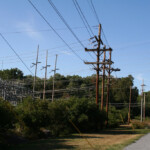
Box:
16 97 51 138
0 68 23 80
15 97 107 137
131 120 146 129
67 97 106 132
0 98 16 131
108 106 122 127
131 120 150 129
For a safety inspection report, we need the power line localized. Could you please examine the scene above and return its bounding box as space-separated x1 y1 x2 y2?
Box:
101 27 110 47
0 26 98 35
0 46 84 63
88 0 110 47
0 38 89 60
90 0 100 24
28 0 84 62
74 0 95 37
0 33 33 75
72 0 92 37
48 0 86 48
47 0 96 61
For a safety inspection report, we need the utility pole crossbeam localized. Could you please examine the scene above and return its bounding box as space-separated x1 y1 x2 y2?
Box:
84 62 113 65
52 54 58 102
85 47 112 52
31 45 41 98
41 50 50 100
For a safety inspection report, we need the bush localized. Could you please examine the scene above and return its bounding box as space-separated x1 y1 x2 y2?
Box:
131 120 146 129
108 106 122 128
48 97 106 136
67 97 106 132
48 100 70 136
131 120 150 129
0 98 16 131
15 97 107 137
15 97 51 138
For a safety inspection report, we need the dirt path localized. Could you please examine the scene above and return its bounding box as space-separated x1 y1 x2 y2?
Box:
124 133 150 150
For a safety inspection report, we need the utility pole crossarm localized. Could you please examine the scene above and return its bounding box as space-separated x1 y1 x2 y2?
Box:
85 47 112 52
84 61 113 65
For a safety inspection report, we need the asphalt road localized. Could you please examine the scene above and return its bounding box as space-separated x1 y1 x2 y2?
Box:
124 133 150 150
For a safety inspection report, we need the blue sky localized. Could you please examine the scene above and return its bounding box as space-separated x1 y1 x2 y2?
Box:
0 0 150 92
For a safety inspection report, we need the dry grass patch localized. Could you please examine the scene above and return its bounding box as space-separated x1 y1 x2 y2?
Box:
62 132 140 150
9 127 150 150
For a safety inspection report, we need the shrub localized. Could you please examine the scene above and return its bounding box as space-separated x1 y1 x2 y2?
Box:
108 106 122 128
131 120 146 129
15 97 51 138
67 97 106 132
131 120 150 129
15 97 107 137
0 98 16 131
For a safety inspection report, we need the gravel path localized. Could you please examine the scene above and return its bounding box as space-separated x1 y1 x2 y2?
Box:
124 133 150 150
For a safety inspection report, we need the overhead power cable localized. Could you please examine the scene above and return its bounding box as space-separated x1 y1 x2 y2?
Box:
48 0 84 48
90 0 100 24
0 38 89 60
28 0 84 62
47 0 95 61
72 0 92 37
0 33 33 75
1 26 96 35
73 0 95 37
88 0 110 47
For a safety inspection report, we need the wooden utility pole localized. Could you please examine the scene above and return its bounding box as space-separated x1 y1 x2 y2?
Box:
128 86 132 124
101 50 106 110
143 92 146 121
141 80 145 122
31 45 41 98
42 50 50 100
105 50 120 126
96 24 101 107
106 50 111 125
52 54 58 102
84 24 102 107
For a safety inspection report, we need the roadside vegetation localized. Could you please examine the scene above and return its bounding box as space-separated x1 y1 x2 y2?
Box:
1 68 150 149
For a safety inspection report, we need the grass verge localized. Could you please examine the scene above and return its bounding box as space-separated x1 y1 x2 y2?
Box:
5 128 150 150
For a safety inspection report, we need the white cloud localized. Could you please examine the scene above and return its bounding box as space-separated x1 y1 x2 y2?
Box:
16 22 41 39
61 50 72 55
135 73 143 81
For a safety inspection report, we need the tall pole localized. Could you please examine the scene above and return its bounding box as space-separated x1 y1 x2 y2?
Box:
141 80 145 122
143 92 146 121
106 50 111 125
101 50 106 110
96 24 101 107
85 24 114 108
32 45 41 98
43 50 49 100
128 86 132 124
52 54 58 102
